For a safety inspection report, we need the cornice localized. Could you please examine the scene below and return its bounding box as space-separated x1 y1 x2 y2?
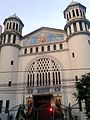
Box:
64 18 90 29
66 31 90 41
0 43 21 49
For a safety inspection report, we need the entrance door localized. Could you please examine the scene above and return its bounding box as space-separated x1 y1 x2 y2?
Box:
33 95 52 120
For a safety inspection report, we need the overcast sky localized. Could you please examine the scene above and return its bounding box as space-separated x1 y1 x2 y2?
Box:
0 0 90 35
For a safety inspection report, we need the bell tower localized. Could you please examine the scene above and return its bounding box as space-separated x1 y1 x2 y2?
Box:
1 14 24 46
0 15 24 108
64 1 90 36
64 1 90 77
0 14 24 83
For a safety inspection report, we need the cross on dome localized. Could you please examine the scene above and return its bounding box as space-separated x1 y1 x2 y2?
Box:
13 13 17 16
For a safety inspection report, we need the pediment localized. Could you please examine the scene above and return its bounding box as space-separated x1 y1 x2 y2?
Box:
22 27 66 46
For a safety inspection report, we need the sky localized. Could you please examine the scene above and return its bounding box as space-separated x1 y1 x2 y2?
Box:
0 0 90 36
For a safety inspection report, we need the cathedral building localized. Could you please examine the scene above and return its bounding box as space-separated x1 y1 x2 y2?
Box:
0 1 90 120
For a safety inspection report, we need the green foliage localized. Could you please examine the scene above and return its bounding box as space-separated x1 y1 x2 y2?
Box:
74 73 90 118
54 110 64 119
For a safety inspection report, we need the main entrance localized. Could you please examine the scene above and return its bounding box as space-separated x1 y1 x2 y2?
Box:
33 94 53 120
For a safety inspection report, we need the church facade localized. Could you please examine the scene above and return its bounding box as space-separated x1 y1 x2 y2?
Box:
0 1 90 120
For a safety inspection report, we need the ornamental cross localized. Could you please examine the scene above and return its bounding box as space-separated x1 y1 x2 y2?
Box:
13 13 17 16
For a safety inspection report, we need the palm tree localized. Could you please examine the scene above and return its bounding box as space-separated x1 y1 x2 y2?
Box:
74 73 90 119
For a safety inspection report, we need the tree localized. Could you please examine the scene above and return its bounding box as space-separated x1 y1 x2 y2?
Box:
74 73 90 119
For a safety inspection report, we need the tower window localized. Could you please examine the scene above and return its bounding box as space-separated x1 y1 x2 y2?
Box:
72 10 75 17
19 25 22 33
79 22 83 31
13 35 16 44
0 38 2 45
67 14 69 21
69 26 71 34
60 44 63 49
5 100 10 113
3 35 6 43
73 23 77 32
76 9 79 16
72 53 75 58
16 23 18 30
6 23 9 29
11 60 14 65
85 23 88 31
13 23 15 29
83 11 85 18
24 48 27 54
69 12 71 19
9 22 12 29
8 34 11 43
80 9 82 17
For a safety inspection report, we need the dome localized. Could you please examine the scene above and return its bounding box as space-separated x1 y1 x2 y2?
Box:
8 14 20 20
3 14 24 27
64 1 86 18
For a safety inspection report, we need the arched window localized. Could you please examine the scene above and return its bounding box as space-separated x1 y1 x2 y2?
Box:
3 35 6 43
27 58 61 89
19 25 22 33
85 23 88 31
53 44 56 50
41 46 44 52
13 23 15 29
79 22 83 31
9 22 12 29
69 12 71 19
76 9 79 16
16 23 18 30
13 35 16 44
69 26 71 34
73 23 77 32
47 45 50 51
8 34 11 43
6 23 9 29
80 9 82 17
24 48 27 54
67 14 69 21
83 11 85 18
60 44 63 49
30 48 33 53
72 10 75 17
36 47 38 53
